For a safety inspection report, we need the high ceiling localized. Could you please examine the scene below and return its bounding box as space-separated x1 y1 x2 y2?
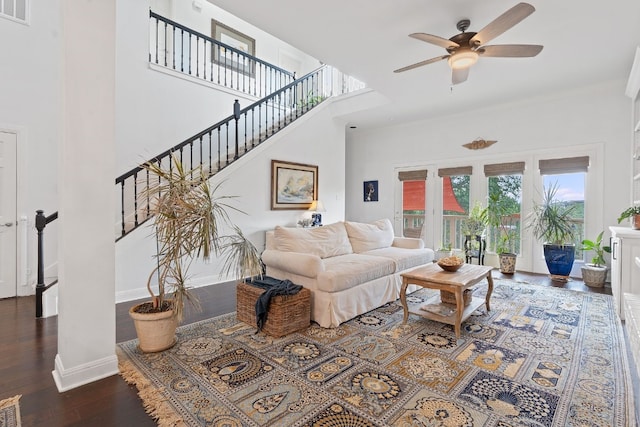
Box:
208 0 640 130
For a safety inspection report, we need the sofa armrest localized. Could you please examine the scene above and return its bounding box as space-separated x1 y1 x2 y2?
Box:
261 249 325 278
392 237 425 249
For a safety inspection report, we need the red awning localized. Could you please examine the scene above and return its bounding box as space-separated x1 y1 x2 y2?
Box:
443 176 465 213
402 177 464 213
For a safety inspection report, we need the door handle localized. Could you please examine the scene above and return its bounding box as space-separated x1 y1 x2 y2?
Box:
0 222 14 227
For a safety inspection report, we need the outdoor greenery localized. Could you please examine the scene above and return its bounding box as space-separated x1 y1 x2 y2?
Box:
486 175 522 254
449 175 470 215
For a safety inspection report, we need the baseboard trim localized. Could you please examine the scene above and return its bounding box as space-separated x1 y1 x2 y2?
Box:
52 353 119 392
115 274 231 304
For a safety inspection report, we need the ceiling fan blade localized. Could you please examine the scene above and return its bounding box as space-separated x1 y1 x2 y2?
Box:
394 55 449 73
452 67 470 85
480 44 543 57
410 33 460 50
470 2 535 46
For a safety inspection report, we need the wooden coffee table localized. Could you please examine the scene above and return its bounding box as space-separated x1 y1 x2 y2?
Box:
400 263 493 338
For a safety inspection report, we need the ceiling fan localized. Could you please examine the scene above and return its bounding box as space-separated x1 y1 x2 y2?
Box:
394 2 543 85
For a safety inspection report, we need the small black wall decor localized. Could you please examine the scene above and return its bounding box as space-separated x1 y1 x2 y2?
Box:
364 180 378 202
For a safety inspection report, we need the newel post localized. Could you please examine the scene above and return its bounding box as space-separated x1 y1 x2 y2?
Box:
35 210 46 318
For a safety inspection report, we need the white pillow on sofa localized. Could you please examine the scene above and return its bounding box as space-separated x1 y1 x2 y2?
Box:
273 222 353 259
344 218 395 253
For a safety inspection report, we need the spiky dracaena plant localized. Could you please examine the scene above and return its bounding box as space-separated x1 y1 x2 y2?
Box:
141 154 262 322
527 182 577 245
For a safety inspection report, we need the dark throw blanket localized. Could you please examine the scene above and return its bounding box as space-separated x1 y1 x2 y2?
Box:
247 276 303 331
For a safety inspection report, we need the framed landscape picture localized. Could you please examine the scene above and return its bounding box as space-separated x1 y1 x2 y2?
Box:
211 20 256 77
271 160 318 210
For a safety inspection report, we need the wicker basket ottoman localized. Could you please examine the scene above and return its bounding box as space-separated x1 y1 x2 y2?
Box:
440 289 473 306
236 281 311 337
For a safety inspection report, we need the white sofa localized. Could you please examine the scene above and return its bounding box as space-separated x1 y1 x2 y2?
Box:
261 219 434 327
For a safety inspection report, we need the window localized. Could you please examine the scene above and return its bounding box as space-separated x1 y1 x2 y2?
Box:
399 170 427 238
1 0 28 23
485 162 524 255
438 167 471 250
539 156 588 260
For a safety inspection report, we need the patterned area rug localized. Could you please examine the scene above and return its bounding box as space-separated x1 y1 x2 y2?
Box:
0 395 22 427
117 279 636 426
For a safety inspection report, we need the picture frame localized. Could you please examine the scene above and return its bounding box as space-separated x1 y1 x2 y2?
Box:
211 20 256 77
271 160 318 210
364 180 379 202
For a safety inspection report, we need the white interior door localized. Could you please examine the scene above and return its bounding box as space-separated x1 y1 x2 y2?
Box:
0 131 17 298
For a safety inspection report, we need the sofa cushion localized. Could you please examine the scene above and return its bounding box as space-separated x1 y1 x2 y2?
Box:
344 219 395 253
273 222 353 259
317 254 395 293
362 247 433 272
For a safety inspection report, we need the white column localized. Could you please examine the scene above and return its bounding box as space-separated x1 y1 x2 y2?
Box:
53 0 118 392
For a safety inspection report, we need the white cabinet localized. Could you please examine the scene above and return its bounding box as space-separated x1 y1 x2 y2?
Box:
610 226 640 319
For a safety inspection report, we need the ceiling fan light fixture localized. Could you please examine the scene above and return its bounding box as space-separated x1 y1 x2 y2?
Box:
448 51 479 69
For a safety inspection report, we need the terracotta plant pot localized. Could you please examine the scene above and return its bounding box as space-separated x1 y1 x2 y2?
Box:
129 303 178 352
633 214 640 230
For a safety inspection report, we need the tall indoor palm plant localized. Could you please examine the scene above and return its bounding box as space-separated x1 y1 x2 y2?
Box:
527 182 578 281
129 154 262 352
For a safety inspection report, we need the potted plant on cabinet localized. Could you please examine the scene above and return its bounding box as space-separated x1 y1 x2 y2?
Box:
485 192 519 274
617 206 640 230
527 182 578 282
129 154 262 352
580 231 611 288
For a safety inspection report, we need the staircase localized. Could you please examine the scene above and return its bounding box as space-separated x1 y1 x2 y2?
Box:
114 63 358 240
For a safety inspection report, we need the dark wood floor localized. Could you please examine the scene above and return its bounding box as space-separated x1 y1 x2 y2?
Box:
0 272 626 426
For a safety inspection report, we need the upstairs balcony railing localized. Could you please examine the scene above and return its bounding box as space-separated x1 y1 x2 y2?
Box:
149 10 296 99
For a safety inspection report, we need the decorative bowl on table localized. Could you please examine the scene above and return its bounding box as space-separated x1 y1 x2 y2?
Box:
437 256 464 272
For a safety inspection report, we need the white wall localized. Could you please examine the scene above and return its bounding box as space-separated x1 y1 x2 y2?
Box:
345 79 631 274
0 0 61 294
